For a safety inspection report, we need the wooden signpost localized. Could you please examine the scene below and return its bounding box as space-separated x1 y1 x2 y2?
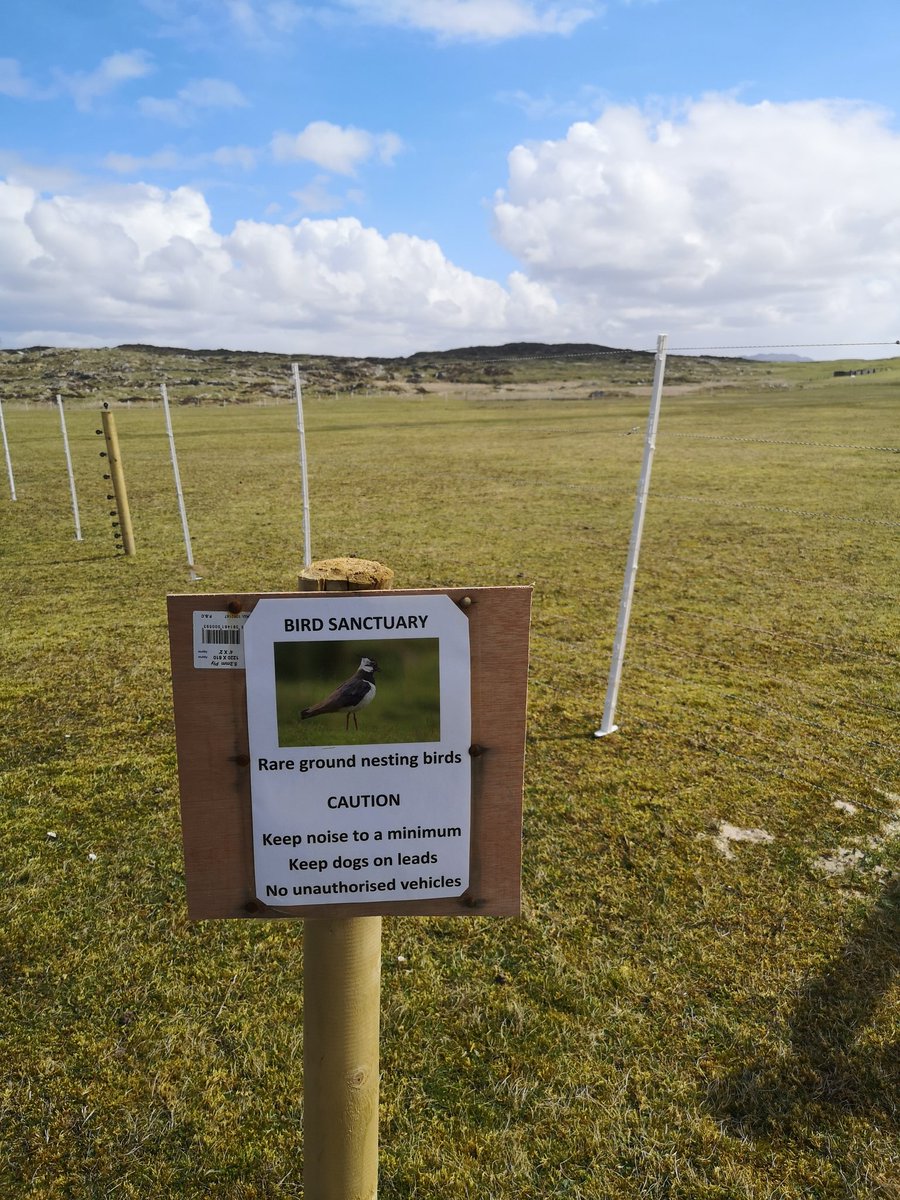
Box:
167 574 531 1199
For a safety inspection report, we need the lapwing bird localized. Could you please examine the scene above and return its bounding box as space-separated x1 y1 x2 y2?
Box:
300 657 379 730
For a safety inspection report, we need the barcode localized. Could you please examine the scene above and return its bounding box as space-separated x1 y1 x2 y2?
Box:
201 628 243 645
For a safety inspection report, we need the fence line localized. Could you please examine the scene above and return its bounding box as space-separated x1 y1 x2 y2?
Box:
630 700 897 799
651 553 898 604
666 614 898 666
661 432 900 454
630 714 895 816
465 338 900 364
664 340 899 352
617 673 896 789
636 637 900 718
651 493 900 529
628 661 900 755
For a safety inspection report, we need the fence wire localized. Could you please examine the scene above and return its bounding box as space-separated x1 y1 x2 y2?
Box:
662 432 900 454
637 637 900 719
628 661 900 756
652 493 900 529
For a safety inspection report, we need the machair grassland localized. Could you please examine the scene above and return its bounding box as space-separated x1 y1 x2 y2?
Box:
1 348 897 1199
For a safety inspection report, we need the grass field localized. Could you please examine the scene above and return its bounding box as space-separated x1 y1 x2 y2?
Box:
1 352 898 1198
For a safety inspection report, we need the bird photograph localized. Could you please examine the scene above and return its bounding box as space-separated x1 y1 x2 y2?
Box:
274 637 442 747
300 655 379 731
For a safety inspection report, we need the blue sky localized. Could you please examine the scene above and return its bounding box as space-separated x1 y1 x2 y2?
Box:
2 0 899 355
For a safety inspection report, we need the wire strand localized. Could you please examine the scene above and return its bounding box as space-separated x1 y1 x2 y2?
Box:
629 661 900 755
665 340 900 352
677 614 898 666
629 714 895 814
662 432 900 454
628 682 897 788
636 637 900 717
651 553 898 605
652 493 900 529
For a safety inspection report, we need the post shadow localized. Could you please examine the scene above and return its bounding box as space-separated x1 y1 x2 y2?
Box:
706 880 898 1138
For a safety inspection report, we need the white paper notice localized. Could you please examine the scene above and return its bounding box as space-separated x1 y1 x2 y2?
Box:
244 594 471 906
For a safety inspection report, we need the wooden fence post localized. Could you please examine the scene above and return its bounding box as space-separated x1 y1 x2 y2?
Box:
299 556 393 1200
99 406 136 556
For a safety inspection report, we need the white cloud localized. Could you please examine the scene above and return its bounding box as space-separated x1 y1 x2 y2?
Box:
492 96 900 348
139 77 249 124
6 95 900 357
272 122 403 175
497 84 609 121
0 58 37 99
0 178 557 354
225 0 262 36
180 78 249 109
61 51 154 112
142 0 594 42
0 153 76 191
341 0 599 40
266 1 308 31
218 0 310 37
291 174 365 213
102 144 257 173
208 144 258 169
141 0 315 44
104 148 184 173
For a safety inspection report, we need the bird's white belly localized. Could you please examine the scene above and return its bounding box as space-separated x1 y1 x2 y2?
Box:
352 683 376 711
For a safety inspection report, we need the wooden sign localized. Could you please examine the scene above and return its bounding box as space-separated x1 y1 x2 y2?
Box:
167 587 531 919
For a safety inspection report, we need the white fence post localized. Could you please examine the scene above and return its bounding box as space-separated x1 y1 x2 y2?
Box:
160 383 199 579
57 395 82 540
595 333 668 738
292 363 312 569
0 397 16 501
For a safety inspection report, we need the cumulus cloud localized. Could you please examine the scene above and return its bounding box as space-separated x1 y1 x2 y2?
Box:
341 0 599 40
272 122 403 175
492 96 900 348
61 51 154 112
5 95 900 356
0 179 558 354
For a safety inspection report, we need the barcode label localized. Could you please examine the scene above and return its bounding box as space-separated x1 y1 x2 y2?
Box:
193 611 249 668
202 627 243 645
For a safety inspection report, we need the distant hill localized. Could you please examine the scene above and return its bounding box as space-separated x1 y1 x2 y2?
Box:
405 341 647 362
745 353 813 363
103 340 643 364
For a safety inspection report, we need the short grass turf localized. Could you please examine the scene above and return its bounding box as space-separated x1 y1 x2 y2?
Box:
1 361 898 1198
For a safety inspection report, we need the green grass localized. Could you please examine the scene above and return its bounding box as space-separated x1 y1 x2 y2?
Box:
1 357 898 1198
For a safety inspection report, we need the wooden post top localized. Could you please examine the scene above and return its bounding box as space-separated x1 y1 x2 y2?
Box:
299 557 395 591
